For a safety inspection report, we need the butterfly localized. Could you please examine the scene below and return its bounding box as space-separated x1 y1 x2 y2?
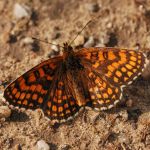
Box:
3 42 149 123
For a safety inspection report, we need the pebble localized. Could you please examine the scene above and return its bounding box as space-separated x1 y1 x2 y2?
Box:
47 44 60 58
84 36 95 48
145 135 150 146
99 34 109 45
95 43 105 47
106 22 113 29
36 140 50 150
60 144 71 150
86 3 100 13
0 106 12 119
73 35 85 46
126 99 133 107
14 144 22 150
21 37 34 45
13 3 31 19
84 110 100 124
118 110 128 122
1 32 11 43
51 44 59 52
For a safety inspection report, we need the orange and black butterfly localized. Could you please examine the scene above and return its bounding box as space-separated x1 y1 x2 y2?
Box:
3 42 149 123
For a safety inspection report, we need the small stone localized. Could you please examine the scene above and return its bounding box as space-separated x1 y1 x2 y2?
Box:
4 60 12 68
13 3 31 19
47 50 60 58
60 144 71 150
84 36 95 48
1 32 11 43
74 35 85 46
145 134 150 146
51 44 59 52
99 34 109 45
47 44 60 58
106 22 113 29
118 110 128 122
126 99 133 107
95 43 105 47
86 3 100 12
11 18 29 36
36 140 50 150
14 144 22 150
0 106 11 119
84 110 100 124
21 37 34 45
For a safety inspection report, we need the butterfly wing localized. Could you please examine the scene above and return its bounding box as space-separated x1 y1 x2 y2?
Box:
43 73 81 123
75 47 148 110
76 47 148 86
4 56 63 109
4 56 81 122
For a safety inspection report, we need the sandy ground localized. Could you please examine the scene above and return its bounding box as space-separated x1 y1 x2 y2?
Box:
0 0 150 150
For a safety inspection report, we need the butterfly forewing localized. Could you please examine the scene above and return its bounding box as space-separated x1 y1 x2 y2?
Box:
4 56 62 109
77 47 147 86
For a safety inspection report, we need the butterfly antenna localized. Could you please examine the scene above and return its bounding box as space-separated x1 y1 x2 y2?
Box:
69 20 92 46
32 37 65 48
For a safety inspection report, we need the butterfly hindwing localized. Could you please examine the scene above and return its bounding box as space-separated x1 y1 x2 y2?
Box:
43 74 81 122
87 70 122 110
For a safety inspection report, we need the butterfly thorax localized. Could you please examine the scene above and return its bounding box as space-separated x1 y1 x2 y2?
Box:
62 43 84 71
61 43 87 106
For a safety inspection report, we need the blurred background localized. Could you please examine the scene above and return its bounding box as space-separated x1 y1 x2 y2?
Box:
0 0 150 150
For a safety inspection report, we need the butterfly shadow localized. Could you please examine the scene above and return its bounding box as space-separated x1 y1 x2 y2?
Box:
106 76 150 124
7 110 30 122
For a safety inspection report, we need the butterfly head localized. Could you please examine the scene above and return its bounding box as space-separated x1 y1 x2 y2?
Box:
63 42 73 52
